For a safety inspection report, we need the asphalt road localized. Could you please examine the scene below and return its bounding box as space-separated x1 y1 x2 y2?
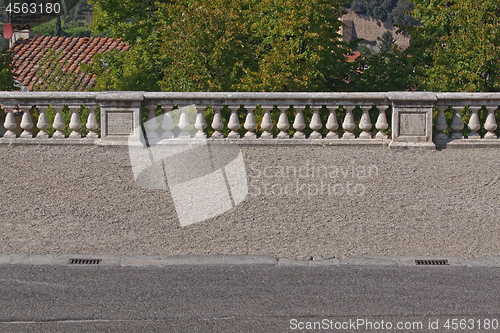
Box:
0 265 499 332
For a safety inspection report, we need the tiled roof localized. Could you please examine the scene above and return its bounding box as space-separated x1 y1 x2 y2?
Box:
346 51 361 63
10 36 129 91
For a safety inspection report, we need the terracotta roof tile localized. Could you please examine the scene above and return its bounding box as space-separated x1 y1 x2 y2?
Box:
11 36 128 91
347 51 361 63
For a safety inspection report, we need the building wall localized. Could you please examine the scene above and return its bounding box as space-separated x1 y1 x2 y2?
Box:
340 10 410 49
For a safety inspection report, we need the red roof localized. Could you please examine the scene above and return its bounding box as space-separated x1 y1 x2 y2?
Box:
346 51 361 63
10 36 129 91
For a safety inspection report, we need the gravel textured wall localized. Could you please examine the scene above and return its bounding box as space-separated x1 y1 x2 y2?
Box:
0 145 498 259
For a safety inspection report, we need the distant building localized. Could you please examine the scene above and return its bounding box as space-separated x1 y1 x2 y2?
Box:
340 20 355 42
340 10 410 50
9 28 129 91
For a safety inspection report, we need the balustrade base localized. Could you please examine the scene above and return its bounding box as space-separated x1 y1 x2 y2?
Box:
25 137 388 147
388 141 436 150
0 138 100 146
205 138 390 147
2 135 497 149
438 138 500 149
375 132 388 140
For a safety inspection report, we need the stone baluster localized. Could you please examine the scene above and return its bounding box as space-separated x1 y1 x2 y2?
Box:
227 107 241 138
211 106 225 139
434 108 449 143
484 107 498 139
375 106 389 139
467 107 481 139
342 107 356 139
194 107 207 139
260 107 274 139
20 107 34 138
160 106 175 139
358 106 373 139
177 105 191 138
86 108 99 139
309 106 323 139
450 107 464 140
292 107 306 139
36 107 50 138
277 108 290 139
52 107 66 139
144 107 159 141
243 107 257 139
3 107 17 138
325 106 339 139
68 108 82 138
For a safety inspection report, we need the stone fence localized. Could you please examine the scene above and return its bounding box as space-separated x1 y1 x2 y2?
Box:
0 91 498 149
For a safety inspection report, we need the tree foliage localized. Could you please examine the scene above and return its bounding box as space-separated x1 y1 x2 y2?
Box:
378 30 396 53
34 48 88 91
388 0 419 27
86 0 352 92
347 0 500 92
346 48 415 91
348 0 417 26
0 48 17 91
406 0 500 91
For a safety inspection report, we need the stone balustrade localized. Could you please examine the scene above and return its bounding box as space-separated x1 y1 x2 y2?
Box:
434 93 500 147
0 92 99 143
0 91 498 148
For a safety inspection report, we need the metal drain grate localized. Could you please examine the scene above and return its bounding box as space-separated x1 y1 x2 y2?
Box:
415 259 449 266
68 258 102 265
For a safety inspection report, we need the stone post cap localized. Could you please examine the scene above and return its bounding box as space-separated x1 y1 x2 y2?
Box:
96 92 145 102
388 92 437 102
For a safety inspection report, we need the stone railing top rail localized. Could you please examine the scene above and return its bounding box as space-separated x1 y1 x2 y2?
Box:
0 92 98 108
435 92 500 108
1 91 500 108
142 92 390 108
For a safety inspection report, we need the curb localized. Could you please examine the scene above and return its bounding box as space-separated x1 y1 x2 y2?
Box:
0 254 278 267
0 254 499 267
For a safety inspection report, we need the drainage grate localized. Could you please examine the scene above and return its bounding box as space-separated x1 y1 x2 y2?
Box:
415 259 449 266
68 258 102 265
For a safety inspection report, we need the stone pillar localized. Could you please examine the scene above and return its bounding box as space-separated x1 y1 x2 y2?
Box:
227 107 241 139
388 92 437 149
210 106 225 139
292 107 306 139
243 107 257 139
97 92 144 144
86 108 99 139
260 107 274 139
325 106 339 139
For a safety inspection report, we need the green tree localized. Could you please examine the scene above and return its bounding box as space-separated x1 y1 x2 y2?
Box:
388 0 418 26
34 48 87 91
345 47 415 91
406 0 500 92
87 0 351 92
378 30 396 53
0 48 17 91
350 0 368 14
85 0 169 91
155 0 253 91
54 16 63 37
234 0 350 91
356 43 373 56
